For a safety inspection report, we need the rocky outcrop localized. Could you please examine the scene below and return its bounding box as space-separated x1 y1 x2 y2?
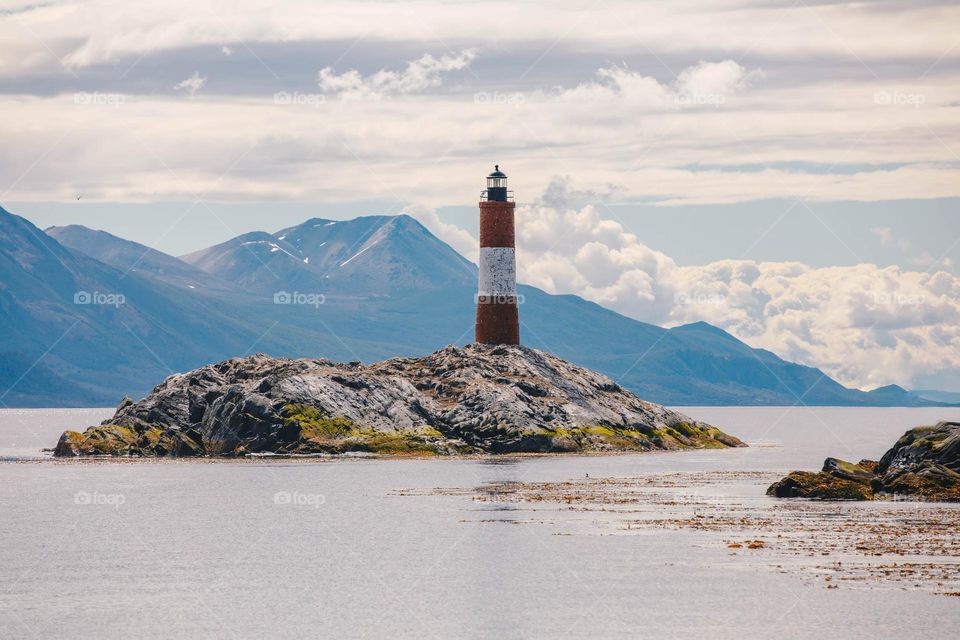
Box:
768 422 960 502
53 344 745 457
766 462 877 501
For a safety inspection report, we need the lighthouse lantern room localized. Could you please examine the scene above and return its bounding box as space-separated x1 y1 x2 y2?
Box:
484 165 511 202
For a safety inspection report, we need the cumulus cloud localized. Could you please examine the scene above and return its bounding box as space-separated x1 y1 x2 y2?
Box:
318 49 477 100
871 226 895 247
537 176 619 211
555 60 759 108
671 262 960 391
871 225 915 253
174 71 207 96
512 184 960 391
911 252 952 270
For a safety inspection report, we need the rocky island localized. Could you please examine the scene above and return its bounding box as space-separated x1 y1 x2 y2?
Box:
768 421 960 501
53 344 745 457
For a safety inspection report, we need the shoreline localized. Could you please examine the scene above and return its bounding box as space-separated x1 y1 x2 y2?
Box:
2 445 746 464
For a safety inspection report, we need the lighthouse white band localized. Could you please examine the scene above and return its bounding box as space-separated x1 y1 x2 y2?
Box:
478 247 517 298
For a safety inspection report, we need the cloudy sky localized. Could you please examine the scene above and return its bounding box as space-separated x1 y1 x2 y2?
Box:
2 0 959 391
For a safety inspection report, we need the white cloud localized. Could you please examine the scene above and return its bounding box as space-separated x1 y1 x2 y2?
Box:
174 71 207 96
220 45 234 56
871 225 914 252
556 60 759 109
7 1 957 75
871 226 895 247
911 252 952 270
3 84 959 206
511 187 960 391
2 3 959 209
318 49 477 100
554 65 672 106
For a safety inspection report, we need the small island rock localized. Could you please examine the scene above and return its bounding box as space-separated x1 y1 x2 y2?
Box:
53 344 745 458
768 421 960 502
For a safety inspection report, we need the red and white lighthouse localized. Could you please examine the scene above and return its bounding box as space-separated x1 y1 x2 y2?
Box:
475 165 520 345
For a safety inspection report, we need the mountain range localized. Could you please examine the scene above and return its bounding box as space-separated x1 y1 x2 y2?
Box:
0 204 952 408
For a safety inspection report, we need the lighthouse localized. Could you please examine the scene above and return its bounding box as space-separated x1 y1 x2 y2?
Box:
475 165 520 345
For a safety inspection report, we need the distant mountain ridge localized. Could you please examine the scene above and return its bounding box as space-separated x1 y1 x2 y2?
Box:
180 215 476 295
2 210 263 406
908 389 960 404
1 205 954 408
46 224 229 291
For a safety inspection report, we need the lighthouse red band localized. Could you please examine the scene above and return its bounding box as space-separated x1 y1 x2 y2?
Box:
476 165 520 345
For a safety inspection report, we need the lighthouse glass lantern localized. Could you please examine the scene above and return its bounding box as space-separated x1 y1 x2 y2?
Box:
485 165 509 202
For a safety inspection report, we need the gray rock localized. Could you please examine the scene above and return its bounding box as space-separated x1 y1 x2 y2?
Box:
54 344 745 457
822 457 876 484
769 422 960 502
877 421 960 476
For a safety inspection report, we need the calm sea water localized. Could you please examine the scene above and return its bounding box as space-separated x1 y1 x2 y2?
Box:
1 406 958 639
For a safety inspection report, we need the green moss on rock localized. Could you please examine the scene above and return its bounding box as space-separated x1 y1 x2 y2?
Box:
822 457 877 484
282 404 357 439
279 403 459 456
532 421 744 453
53 422 205 457
767 471 873 501
771 422 960 503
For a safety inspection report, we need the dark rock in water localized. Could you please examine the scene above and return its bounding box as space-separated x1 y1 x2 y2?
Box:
766 470 873 501
768 421 960 502
876 422 960 474
822 457 876 485
874 422 960 501
53 421 205 457
53 344 745 457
